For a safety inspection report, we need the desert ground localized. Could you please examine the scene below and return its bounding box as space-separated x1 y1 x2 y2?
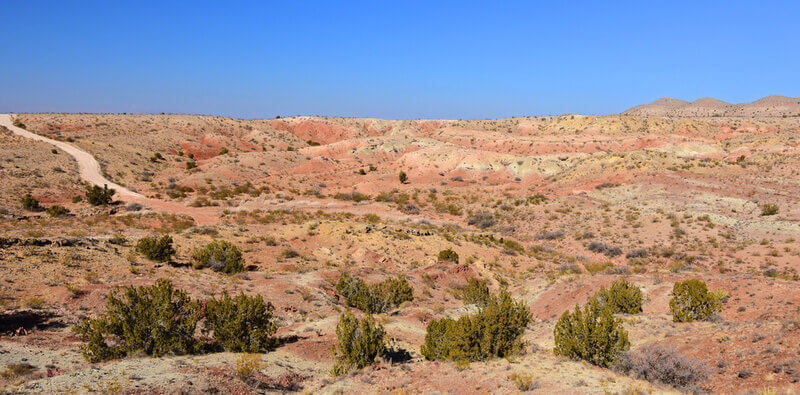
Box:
2 100 800 393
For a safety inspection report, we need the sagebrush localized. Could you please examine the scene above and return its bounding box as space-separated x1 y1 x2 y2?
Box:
613 344 709 392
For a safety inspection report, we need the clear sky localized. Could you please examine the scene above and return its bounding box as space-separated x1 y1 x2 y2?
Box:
1 1 799 119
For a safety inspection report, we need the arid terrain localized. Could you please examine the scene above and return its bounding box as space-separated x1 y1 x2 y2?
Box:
2 100 800 393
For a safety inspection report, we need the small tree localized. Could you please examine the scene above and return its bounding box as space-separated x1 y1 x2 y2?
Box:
186 160 197 170
332 310 386 375
438 248 459 263
420 316 462 361
669 279 719 322
136 235 176 262
85 185 115 206
471 290 531 359
73 279 201 362
553 298 630 367
192 240 245 274
20 193 41 211
421 290 530 362
204 291 278 352
398 171 408 184
594 279 643 314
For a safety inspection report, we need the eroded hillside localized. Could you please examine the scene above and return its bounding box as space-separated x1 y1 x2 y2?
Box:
1 113 800 393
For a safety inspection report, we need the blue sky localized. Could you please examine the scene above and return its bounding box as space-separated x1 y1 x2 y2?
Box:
1 1 798 119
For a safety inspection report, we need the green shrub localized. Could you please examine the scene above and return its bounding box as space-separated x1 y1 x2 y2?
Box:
46 205 70 217
461 278 490 306
204 291 277 352
374 275 414 308
192 240 245 274
186 160 197 169
502 239 525 253
420 316 461 361
335 273 414 314
421 290 531 362
528 193 548 205
333 191 370 202
332 309 386 375
669 279 720 322
553 298 630 367
398 170 408 183
279 248 300 259
20 194 41 211
85 185 115 206
136 235 176 262
218 147 229 155
73 279 201 362
438 248 459 263
760 203 779 216
335 273 371 309
594 279 643 314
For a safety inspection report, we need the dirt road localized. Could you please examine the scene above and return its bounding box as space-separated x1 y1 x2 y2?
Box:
1 114 142 198
0 114 229 224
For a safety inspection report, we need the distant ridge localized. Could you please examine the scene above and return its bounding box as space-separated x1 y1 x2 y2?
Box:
622 95 800 117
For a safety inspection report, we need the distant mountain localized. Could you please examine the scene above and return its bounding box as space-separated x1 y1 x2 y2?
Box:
622 95 800 117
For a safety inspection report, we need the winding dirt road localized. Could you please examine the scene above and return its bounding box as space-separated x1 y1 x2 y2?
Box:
1 114 142 198
0 114 223 224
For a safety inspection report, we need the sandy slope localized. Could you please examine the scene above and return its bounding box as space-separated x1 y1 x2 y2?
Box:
0 114 141 198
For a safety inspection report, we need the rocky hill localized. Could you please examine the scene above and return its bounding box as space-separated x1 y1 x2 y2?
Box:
623 95 800 117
